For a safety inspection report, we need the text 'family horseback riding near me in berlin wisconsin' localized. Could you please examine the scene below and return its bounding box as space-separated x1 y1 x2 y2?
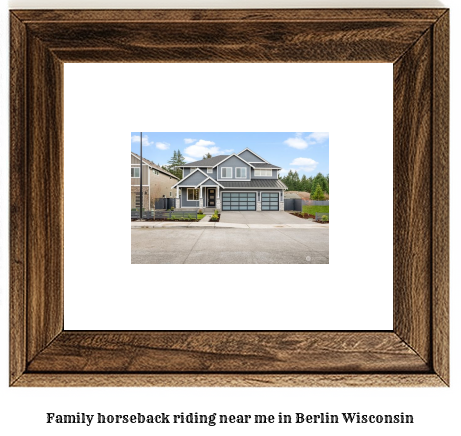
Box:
46 411 415 426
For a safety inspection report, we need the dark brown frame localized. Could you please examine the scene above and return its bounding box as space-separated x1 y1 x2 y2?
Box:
10 9 449 387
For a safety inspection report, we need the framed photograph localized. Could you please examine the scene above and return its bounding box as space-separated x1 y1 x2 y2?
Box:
10 9 449 386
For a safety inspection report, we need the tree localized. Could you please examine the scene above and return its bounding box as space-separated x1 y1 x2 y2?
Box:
166 149 186 179
311 184 325 201
203 152 212 159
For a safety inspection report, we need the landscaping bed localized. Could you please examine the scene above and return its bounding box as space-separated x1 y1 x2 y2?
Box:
290 212 315 220
209 213 221 223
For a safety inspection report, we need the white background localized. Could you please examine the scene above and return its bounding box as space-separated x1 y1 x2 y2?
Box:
64 63 392 330
0 1 459 436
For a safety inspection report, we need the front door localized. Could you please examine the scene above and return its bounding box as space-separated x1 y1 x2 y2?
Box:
208 188 216 207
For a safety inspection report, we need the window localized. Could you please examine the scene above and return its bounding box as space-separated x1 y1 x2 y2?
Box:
221 167 232 178
187 188 199 201
235 167 247 178
169 191 172 197
131 167 140 178
190 167 197 171
254 169 272 177
207 168 213 173
153 169 159 175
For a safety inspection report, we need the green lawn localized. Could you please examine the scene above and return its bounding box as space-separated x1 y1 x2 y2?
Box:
197 214 206 220
302 205 329 215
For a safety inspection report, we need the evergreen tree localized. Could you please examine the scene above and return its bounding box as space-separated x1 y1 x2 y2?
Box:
300 174 308 192
311 184 325 201
292 171 301 191
203 152 212 159
166 149 186 179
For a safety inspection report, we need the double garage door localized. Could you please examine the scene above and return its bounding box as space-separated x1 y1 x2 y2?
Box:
222 192 256 211
222 192 279 211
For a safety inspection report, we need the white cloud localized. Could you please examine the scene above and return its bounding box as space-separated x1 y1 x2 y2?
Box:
284 136 309 149
184 156 196 163
279 168 289 176
131 134 153 147
194 139 215 147
290 157 319 172
185 145 221 159
184 138 197 144
155 142 170 150
305 132 329 145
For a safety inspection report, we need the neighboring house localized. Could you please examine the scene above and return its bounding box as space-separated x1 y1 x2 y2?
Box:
171 148 287 211
131 152 179 209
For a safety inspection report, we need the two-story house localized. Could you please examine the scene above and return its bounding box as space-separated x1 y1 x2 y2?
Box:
171 148 287 211
131 152 179 210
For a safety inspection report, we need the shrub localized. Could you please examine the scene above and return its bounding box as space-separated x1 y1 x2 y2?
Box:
214 209 219 215
321 215 329 222
198 209 203 214
187 214 193 220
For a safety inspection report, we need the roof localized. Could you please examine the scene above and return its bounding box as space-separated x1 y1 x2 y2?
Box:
131 152 179 180
212 154 255 168
219 179 288 189
181 155 229 167
252 162 281 169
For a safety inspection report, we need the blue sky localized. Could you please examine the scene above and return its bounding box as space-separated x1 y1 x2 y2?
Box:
131 132 329 176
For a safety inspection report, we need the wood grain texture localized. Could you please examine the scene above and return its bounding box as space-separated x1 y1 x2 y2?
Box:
393 29 433 365
26 34 64 362
432 11 449 385
12 9 447 22
26 20 432 63
9 13 27 386
27 332 429 373
9 8 449 387
13 373 446 388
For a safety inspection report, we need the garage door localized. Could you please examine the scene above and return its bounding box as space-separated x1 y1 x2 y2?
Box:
261 193 279 210
222 192 256 211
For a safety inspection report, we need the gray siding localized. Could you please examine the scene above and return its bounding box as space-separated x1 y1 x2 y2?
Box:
201 178 220 186
239 150 265 163
217 156 251 181
179 170 207 186
251 168 278 180
183 168 191 177
180 187 200 207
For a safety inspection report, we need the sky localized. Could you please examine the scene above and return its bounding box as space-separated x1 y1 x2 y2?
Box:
131 132 329 176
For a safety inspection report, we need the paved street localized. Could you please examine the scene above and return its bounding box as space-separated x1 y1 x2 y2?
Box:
131 227 329 264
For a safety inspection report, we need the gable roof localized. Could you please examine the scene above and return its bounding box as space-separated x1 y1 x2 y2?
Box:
131 152 179 180
237 148 269 164
212 153 255 168
171 168 209 188
181 155 229 168
195 177 225 188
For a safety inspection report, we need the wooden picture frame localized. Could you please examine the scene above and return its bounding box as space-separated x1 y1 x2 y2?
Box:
10 9 449 387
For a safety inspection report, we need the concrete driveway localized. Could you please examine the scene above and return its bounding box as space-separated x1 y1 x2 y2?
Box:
132 227 329 264
220 211 306 225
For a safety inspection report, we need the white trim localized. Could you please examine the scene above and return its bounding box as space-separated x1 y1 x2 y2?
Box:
235 167 247 179
187 187 200 201
171 167 209 188
254 169 273 177
237 148 269 164
131 167 140 178
130 152 179 180
195 177 225 189
212 153 255 169
220 167 233 179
